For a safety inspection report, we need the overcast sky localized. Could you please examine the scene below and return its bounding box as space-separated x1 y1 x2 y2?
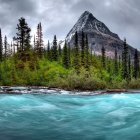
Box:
0 0 140 49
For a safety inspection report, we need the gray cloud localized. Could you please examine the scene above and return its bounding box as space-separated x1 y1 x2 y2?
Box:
0 0 139 49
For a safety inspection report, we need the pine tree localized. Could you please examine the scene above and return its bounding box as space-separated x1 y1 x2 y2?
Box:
118 55 121 69
14 17 32 62
90 46 93 65
133 49 139 79
81 30 85 67
17 41 19 52
39 23 43 48
52 35 58 61
47 40 51 61
107 59 111 74
15 17 31 51
85 35 89 70
62 41 69 68
73 31 80 72
114 47 118 75
36 24 39 51
0 29 3 61
101 45 106 68
35 23 44 57
9 42 13 56
68 42 71 67
4 36 8 59
58 44 62 58
122 38 129 80
128 55 131 80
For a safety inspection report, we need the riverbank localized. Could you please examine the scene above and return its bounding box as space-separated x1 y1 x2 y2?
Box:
0 86 140 95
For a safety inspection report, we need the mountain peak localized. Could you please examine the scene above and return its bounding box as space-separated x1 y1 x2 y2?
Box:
82 11 92 16
83 10 90 14
66 11 119 41
79 11 96 22
81 11 95 17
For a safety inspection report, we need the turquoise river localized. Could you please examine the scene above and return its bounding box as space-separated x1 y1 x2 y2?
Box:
0 93 140 140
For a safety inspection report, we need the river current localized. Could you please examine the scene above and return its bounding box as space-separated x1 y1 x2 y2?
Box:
0 93 140 140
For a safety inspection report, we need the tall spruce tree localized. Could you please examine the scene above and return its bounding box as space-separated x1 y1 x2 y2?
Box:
9 42 13 56
133 49 139 79
122 38 129 80
81 30 85 67
101 45 106 68
0 29 3 61
47 40 51 61
128 55 131 80
52 35 58 61
39 23 43 48
36 24 39 50
10 42 13 55
118 55 121 69
68 43 71 67
14 17 32 62
73 31 80 72
114 47 118 75
107 59 111 74
85 35 89 70
15 17 31 51
90 46 93 65
58 45 62 58
62 41 69 68
36 23 44 57
4 36 8 59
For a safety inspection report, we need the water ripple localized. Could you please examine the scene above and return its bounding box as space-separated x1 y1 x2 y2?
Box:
0 93 140 140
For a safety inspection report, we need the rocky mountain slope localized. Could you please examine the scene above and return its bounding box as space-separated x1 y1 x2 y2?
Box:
66 11 135 58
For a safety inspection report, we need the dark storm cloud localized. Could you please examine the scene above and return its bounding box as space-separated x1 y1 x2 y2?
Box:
0 0 38 40
0 0 140 49
0 0 37 14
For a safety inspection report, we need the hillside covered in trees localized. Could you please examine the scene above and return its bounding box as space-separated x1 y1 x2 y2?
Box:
0 17 140 90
